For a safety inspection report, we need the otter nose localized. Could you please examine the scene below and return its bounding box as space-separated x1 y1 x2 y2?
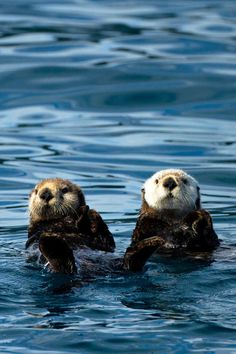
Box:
39 189 53 202
163 177 177 191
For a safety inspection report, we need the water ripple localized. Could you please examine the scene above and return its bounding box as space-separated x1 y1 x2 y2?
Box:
0 0 236 353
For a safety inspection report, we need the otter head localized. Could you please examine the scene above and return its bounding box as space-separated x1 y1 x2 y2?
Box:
142 169 201 217
29 178 85 221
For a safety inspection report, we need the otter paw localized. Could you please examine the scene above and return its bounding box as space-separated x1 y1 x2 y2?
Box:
123 236 165 272
39 235 77 275
88 211 100 234
184 210 212 236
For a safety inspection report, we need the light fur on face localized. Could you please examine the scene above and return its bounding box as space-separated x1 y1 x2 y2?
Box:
143 169 201 215
29 178 85 221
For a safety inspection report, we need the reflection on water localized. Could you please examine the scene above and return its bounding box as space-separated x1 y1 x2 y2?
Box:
0 0 236 353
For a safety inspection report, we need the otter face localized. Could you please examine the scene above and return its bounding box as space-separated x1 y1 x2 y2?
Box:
143 169 201 215
29 178 85 221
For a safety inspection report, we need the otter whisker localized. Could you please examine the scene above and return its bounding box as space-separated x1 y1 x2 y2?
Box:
63 201 79 218
182 192 195 209
59 202 69 215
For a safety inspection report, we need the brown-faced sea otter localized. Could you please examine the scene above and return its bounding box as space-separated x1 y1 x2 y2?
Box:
26 178 115 274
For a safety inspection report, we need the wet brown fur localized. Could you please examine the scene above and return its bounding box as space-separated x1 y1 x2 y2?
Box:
26 178 115 274
26 175 220 275
124 172 219 264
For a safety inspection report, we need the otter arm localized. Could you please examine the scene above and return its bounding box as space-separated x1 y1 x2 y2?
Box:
123 210 219 272
131 213 168 245
123 236 165 272
39 235 77 274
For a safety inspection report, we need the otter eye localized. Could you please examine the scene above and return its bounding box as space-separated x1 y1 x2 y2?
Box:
62 187 69 194
155 179 159 184
34 189 38 195
183 178 188 185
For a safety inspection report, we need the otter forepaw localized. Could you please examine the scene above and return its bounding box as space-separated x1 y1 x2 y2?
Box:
184 210 212 234
123 235 165 272
87 210 100 234
39 235 77 275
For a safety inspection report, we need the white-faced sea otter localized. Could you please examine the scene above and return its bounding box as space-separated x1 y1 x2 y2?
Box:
123 169 220 271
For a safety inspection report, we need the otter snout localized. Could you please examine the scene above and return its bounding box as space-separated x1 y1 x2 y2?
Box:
39 188 53 203
163 177 177 191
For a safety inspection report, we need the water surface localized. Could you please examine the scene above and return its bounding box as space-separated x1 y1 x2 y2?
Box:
0 0 236 353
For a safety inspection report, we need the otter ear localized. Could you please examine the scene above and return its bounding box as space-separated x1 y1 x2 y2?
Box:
141 188 145 200
195 186 201 209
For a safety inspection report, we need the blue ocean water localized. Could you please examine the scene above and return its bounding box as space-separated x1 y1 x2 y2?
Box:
0 0 236 352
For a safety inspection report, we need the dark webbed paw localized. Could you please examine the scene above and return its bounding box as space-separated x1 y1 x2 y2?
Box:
39 235 77 275
123 235 165 272
76 206 100 234
87 209 100 234
184 210 213 235
76 205 90 227
183 209 219 250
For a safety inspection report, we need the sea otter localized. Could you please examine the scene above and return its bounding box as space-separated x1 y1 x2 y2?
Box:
26 173 220 275
123 169 220 271
26 178 115 274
